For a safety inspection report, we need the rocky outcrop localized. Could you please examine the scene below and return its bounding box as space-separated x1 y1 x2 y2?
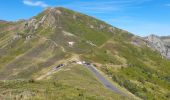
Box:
44 8 62 27
24 15 47 30
161 36 170 46
13 33 22 40
145 35 170 59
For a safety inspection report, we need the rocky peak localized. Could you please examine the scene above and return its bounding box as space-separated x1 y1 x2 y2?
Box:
46 7 63 14
145 34 170 59
10 7 118 44
44 8 62 27
161 36 170 46
42 7 116 32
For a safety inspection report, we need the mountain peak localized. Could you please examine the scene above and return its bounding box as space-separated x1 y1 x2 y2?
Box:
26 7 117 35
44 7 66 14
30 7 79 28
0 6 170 100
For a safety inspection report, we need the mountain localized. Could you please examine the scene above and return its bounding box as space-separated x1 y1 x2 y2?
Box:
161 36 170 45
0 7 170 100
145 35 170 59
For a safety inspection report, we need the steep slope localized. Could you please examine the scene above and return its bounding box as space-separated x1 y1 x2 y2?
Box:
0 7 170 100
161 36 170 45
145 35 170 59
0 7 122 80
0 65 129 100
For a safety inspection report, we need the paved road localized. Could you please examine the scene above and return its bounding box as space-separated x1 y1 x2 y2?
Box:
84 64 125 96
37 62 125 96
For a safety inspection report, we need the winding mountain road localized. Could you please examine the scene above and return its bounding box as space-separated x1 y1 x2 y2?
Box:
37 61 125 96
83 64 125 96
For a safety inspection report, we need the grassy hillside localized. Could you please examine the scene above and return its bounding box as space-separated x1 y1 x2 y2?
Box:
0 7 169 100
82 37 170 100
0 65 128 100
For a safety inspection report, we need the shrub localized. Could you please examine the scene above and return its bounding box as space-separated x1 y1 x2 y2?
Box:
28 79 35 83
123 80 138 94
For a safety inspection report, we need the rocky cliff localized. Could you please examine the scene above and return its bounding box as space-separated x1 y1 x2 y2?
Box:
145 35 170 59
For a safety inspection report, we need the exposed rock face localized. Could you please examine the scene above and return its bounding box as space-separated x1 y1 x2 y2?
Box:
13 33 22 40
145 35 170 59
44 8 62 27
161 36 170 45
62 31 75 37
25 35 33 40
24 15 47 30
108 27 115 33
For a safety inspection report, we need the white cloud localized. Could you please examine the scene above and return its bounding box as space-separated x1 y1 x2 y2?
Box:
23 0 48 8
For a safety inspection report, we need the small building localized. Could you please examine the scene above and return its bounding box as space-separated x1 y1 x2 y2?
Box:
76 61 83 65
68 42 75 47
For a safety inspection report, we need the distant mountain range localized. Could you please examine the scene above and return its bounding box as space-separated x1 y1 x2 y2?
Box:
0 7 170 100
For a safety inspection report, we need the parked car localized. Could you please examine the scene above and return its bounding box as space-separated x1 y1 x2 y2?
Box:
56 64 64 68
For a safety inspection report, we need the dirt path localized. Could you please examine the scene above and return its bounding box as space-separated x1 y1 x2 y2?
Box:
36 65 64 80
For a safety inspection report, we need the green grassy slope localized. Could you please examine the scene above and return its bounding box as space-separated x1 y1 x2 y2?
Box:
0 7 169 100
0 65 128 100
83 37 170 100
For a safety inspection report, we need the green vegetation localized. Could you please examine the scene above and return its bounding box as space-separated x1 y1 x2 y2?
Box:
98 41 170 100
0 7 169 100
0 65 126 100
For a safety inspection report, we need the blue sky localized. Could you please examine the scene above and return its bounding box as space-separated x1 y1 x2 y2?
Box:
0 0 170 36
